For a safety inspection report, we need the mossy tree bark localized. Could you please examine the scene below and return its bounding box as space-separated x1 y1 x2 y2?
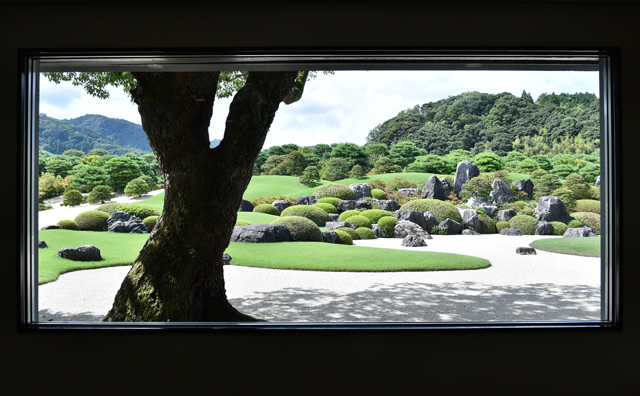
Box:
103 71 298 322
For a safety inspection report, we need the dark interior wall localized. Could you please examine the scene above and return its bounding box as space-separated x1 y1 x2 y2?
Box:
1 1 638 394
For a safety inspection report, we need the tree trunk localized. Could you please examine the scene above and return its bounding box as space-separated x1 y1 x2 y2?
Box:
103 71 298 322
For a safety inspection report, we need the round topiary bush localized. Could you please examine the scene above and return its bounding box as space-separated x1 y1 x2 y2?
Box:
313 202 338 214
360 209 394 224
57 219 80 230
253 203 281 216
400 199 462 223
371 188 387 200
345 215 372 229
313 183 356 200
567 220 584 228
271 216 323 242
378 216 398 238
96 203 160 220
61 189 84 207
550 221 568 235
334 229 353 245
316 197 341 206
235 219 253 226
575 199 601 214
337 227 360 240
478 214 496 234
508 215 538 235
338 209 362 222
496 221 510 232
74 210 110 231
280 205 331 227
143 215 159 231
355 227 376 239
569 212 601 234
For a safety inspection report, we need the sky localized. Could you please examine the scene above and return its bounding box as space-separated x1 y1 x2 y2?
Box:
39 70 599 150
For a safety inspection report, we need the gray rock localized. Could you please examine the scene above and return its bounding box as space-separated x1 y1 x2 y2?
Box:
371 224 381 238
271 200 292 213
535 196 572 223
499 228 522 236
401 235 428 247
355 200 372 210
328 213 340 221
438 218 462 235
350 183 371 200
563 226 598 238
459 208 481 232
421 174 449 200
490 178 514 205
40 225 61 230
222 253 232 265
107 211 148 233
373 199 400 212
461 229 481 235
337 200 357 212
296 195 318 205
321 230 339 244
466 196 498 218
394 220 433 239
497 209 518 222
38 240 47 248
239 199 254 212
423 211 437 230
535 222 553 235
440 178 451 195
326 221 357 230
398 188 419 196
513 179 534 200
394 209 428 230
230 224 291 243
595 175 601 187
57 245 102 261
516 247 537 255
453 160 480 196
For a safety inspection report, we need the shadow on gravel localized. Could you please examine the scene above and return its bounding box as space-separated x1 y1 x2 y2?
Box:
229 282 601 323
39 309 105 322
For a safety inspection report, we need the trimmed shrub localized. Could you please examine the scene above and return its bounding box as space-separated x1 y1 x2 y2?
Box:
74 210 110 231
57 219 80 230
338 209 362 222
61 189 84 206
550 221 568 236
86 185 114 204
371 188 387 200
378 216 398 238
400 199 462 223
253 204 281 216
96 203 160 220
337 227 360 240
552 188 577 212
313 183 356 200
39 204 53 211
250 195 296 206
368 178 387 190
270 216 323 242
567 220 584 228
124 177 150 198
355 227 377 239
508 215 538 235
235 219 253 226
496 221 510 232
316 197 341 206
143 215 159 231
345 215 372 229
313 202 338 214
478 214 496 234
575 199 601 214
280 205 331 227
360 209 395 224
570 212 601 234
334 229 353 245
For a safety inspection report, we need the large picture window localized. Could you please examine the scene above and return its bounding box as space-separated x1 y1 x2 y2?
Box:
19 49 620 330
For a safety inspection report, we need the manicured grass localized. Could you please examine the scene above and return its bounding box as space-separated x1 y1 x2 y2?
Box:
138 193 164 212
237 211 280 224
225 242 491 272
529 237 601 257
38 230 148 284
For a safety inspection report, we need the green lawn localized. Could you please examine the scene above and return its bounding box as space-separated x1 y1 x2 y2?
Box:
529 237 601 257
237 211 280 224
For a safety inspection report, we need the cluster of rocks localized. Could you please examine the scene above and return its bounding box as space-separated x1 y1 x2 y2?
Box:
107 211 148 233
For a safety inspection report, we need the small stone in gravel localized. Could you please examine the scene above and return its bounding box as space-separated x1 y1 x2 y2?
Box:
516 247 537 255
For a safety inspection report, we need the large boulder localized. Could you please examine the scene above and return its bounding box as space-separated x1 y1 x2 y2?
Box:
466 197 498 218
535 196 572 223
499 228 522 236
401 235 428 247
423 211 437 231
394 220 433 239
350 183 371 200
107 211 148 233
459 209 481 232
535 222 553 235
398 188 419 196
355 200 372 210
438 218 462 235
497 209 518 222
321 230 339 244
372 199 400 212
394 209 428 230
271 200 292 213
337 200 357 212
230 224 291 243
563 226 598 238
326 221 357 230
239 199 254 212
453 160 480 196
490 178 514 205
57 245 102 261
421 174 449 200
371 224 381 238
513 179 534 200
296 195 318 205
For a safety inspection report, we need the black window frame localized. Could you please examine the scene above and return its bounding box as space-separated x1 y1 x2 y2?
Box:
18 47 621 331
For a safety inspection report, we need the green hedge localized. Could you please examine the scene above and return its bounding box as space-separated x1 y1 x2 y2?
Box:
569 212 601 234
271 216 323 242
74 210 110 231
400 199 462 223
96 203 160 220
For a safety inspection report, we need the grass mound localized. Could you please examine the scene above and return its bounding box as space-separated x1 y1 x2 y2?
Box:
74 210 110 231
271 216 323 242
400 199 462 223
281 205 331 227
529 237 600 257
360 209 394 224
314 183 357 200
253 203 281 216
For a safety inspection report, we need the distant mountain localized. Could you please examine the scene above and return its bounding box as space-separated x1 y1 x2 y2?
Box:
39 114 152 156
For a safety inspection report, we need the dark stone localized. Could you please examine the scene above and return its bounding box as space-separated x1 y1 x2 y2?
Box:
516 247 537 255
337 200 357 212
394 220 432 239
563 226 598 238
421 174 449 200
423 211 437 230
438 218 462 235
230 224 291 243
296 195 318 205
272 200 292 213
453 160 480 196
222 253 232 265
373 199 400 212
40 225 61 230
535 222 553 235
326 221 356 230
394 209 428 230
499 228 523 236
398 188 419 196
535 196 572 223
321 230 338 244
239 199 254 212
497 209 518 222
57 245 102 261
371 224 381 238
459 208 481 232
355 200 372 210
513 179 534 200
350 183 371 200
461 229 481 235
401 235 427 247
490 178 514 205
38 240 47 248
328 213 340 221
466 197 498 218
107 211 148 233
